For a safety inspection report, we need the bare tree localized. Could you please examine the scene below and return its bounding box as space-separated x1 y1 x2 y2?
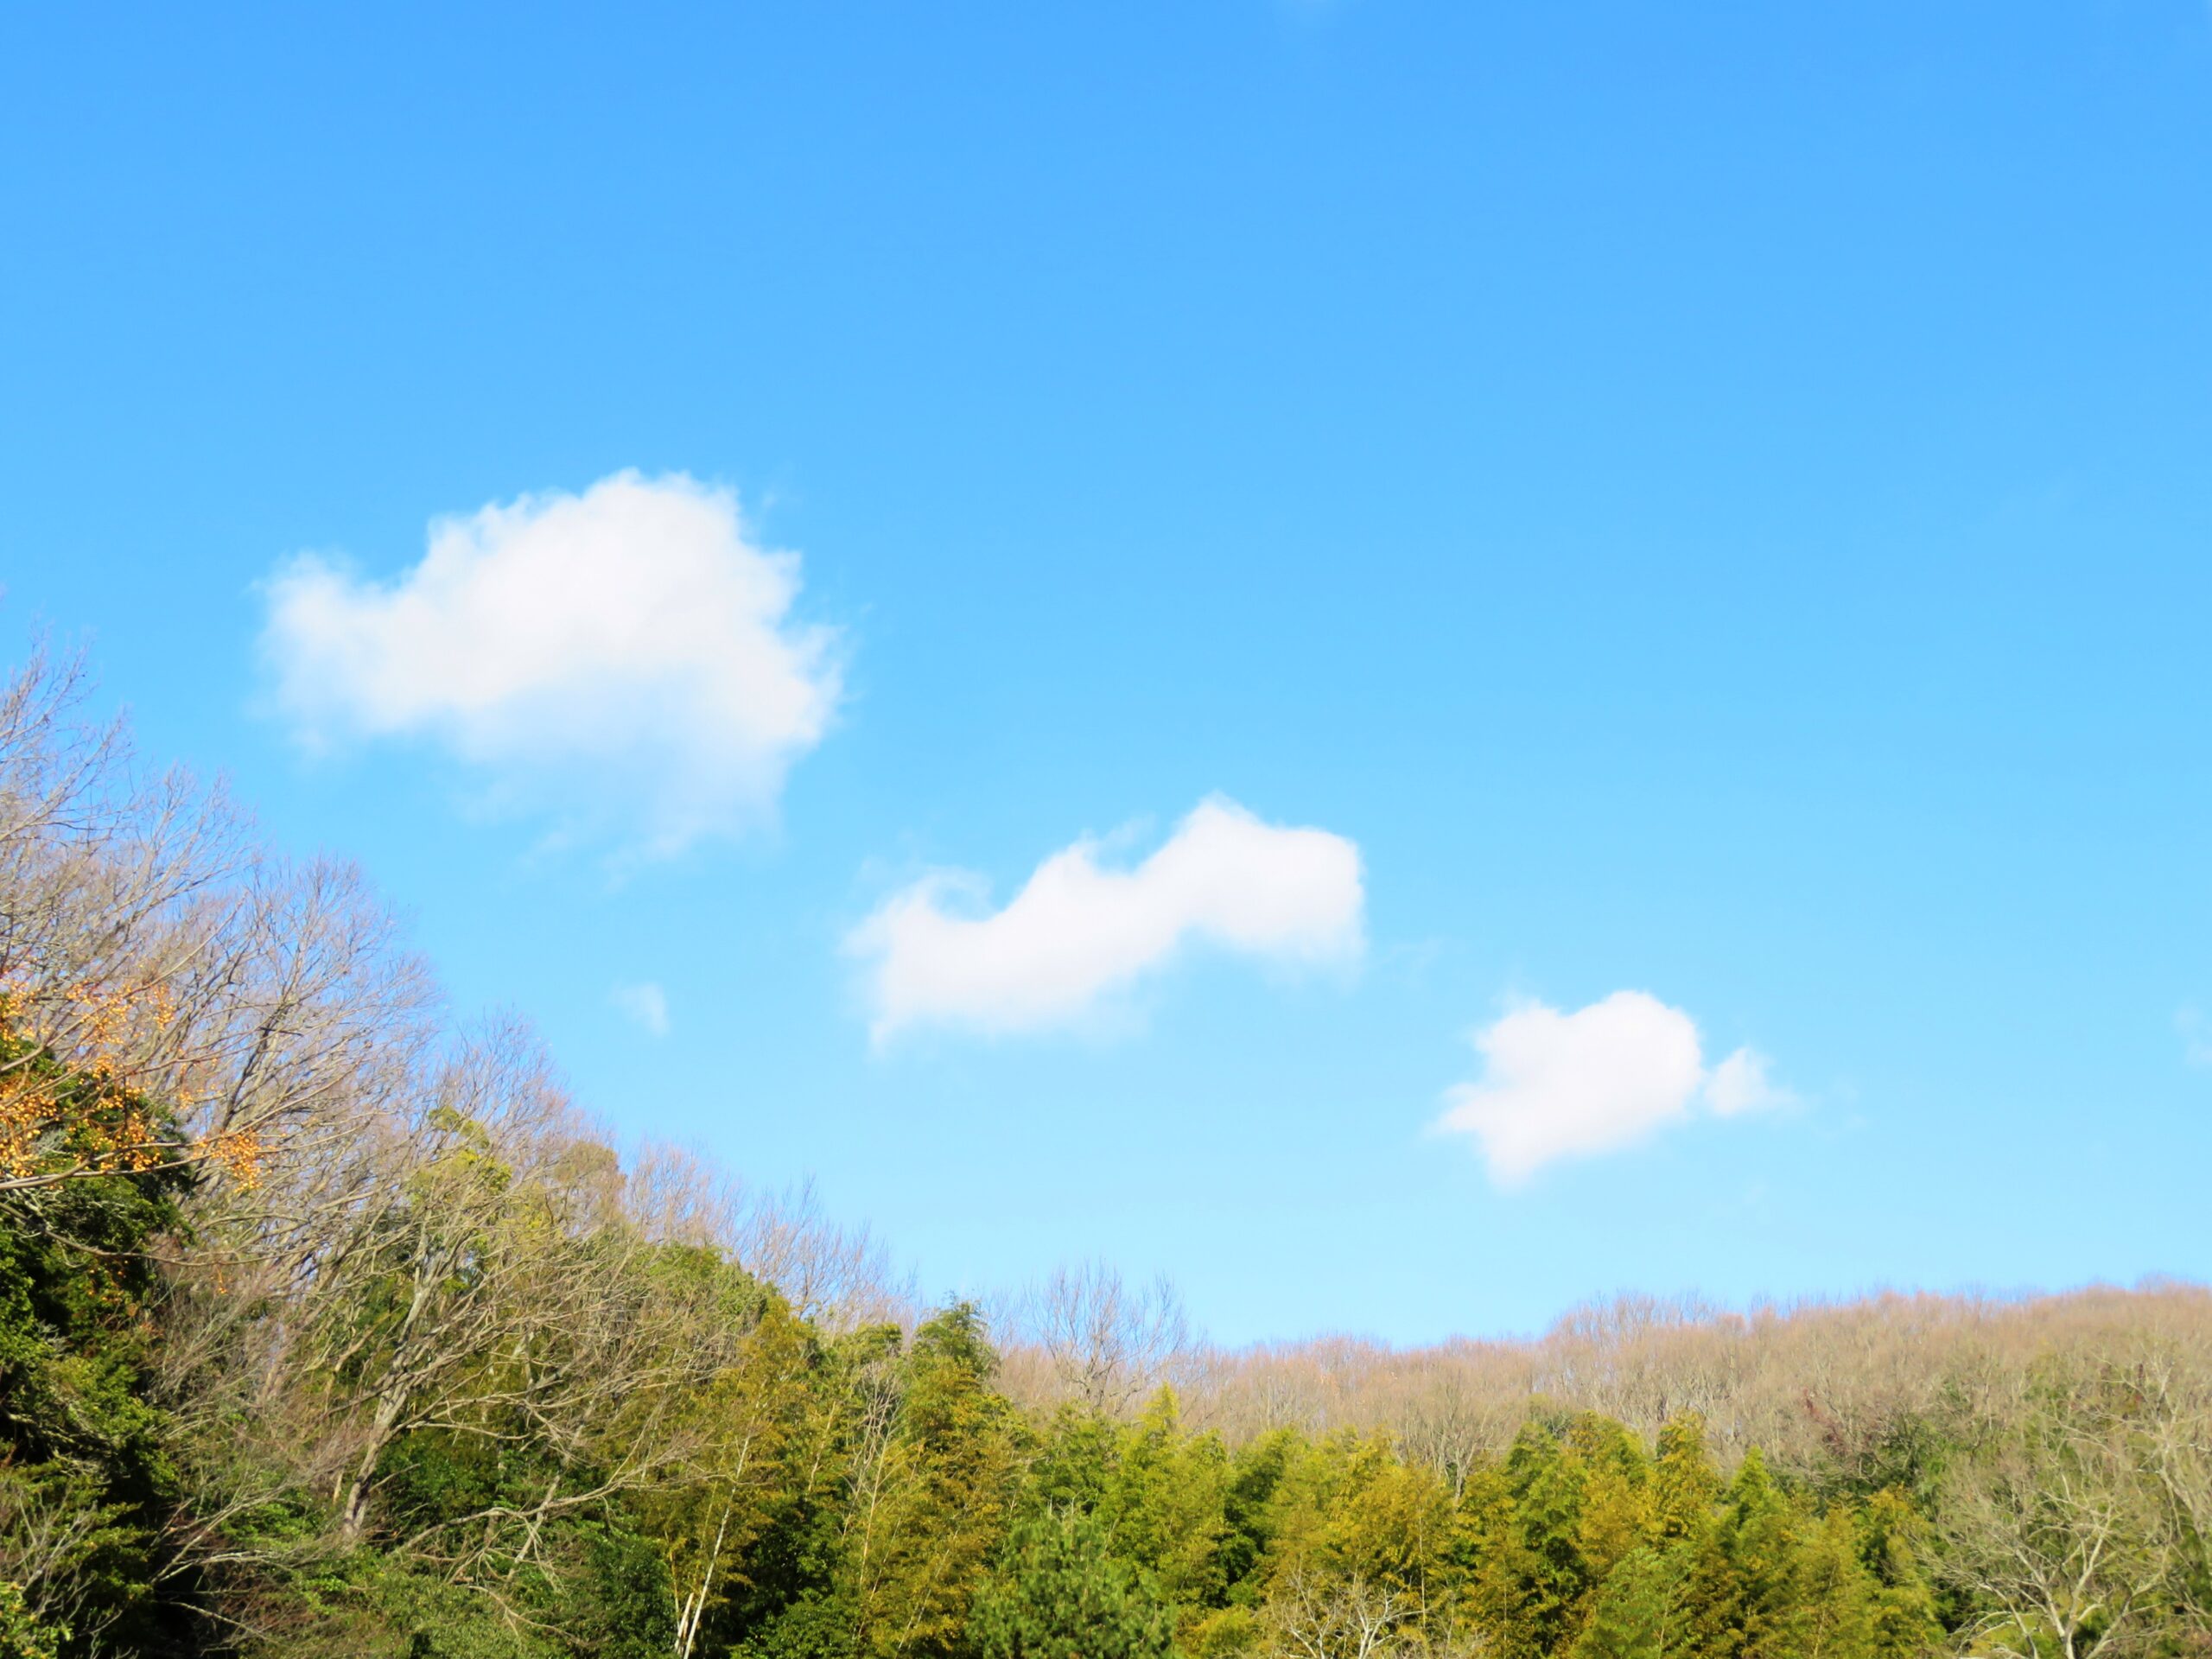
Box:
1376 1347 1529 1502
1936 1364 2176 1659
2136 1343 2212 1628
0 647 433 1201
1265 1567 1420 1659
155 1025 746 1610
0 1461 130 1649
728 1173 915 1333
1012 1260 1193 1417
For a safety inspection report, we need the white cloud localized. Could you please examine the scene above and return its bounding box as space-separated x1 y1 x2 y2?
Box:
1434 990 1789 1186
849 797 1363 1040
612 982 671 1039
2182 1006 2212 1069
260 471 839 856
1707 1045 1793 1116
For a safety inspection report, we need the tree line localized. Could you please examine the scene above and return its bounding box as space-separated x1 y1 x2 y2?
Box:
0 647 2207 1657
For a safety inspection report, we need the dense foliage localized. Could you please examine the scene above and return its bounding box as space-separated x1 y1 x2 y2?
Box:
0 652 2207 1657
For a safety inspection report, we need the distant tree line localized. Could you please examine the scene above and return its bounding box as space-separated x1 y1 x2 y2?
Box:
0 647 2207 1657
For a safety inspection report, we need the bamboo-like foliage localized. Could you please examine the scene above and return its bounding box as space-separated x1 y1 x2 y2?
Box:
2 646 2210 1658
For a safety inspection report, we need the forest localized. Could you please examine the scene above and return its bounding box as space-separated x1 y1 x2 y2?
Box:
0 645 2207 1659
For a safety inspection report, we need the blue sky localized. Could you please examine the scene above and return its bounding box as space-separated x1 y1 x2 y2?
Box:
3 3 2209 1345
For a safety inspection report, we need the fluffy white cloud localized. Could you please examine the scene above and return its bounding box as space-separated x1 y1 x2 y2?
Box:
1434 991 1788 1185
260 471 839 855
612 982 671 1039
849 797 1363 1040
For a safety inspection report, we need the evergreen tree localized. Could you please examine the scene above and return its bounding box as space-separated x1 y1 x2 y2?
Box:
1102 1389 1230 1617
1572 1415 1655 1595
1713 1449 1795 1659
849 1306 1022 1659
967 1507 1174 1659
1217 1430 1296 1609
0 1037 200 1656
1853 1491 1942 1659
1020 1407 1116 1520
1572 1544 1695 1659
1646 1416 1720 1548
1499 1423 1592 1658
1783 1506 1879 1659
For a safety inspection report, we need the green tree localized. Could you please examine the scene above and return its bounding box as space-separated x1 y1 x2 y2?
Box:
849 1305 1021 1659
0 1581 62 1659
1783 1506 1879 1659
1855 1491 1941 1659
968 1506 1174 1659
1102 1389 1231 1617
1571 1414 1653 1590
1571 1544 1694 1659
1707 1448 1796 1659
0 1037 197 1655
1464 1423 1590 1659
1645 1416 1719 1548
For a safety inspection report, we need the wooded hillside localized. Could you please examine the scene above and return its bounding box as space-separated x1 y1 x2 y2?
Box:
1 650 2205 1657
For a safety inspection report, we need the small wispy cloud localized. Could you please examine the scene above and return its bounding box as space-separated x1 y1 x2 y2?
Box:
1434 990 1791 1186
848 797 1363 1041
612 982 671 1039
2181 1005 2212 1069
1707 1046 1796 1116
259 470 841 859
